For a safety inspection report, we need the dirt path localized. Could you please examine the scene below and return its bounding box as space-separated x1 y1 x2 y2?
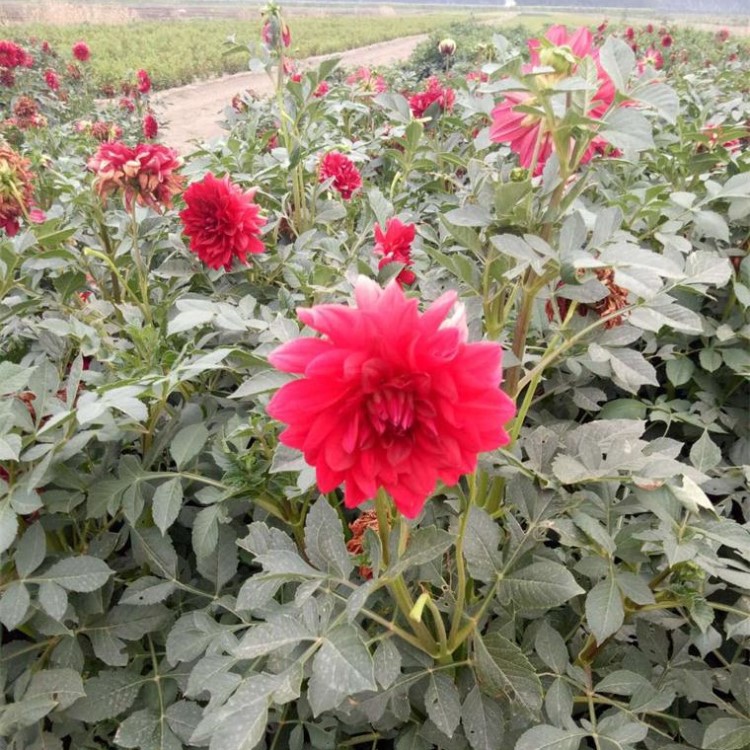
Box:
154 34 427 152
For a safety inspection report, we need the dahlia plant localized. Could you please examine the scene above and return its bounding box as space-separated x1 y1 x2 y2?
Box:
1 16 750 750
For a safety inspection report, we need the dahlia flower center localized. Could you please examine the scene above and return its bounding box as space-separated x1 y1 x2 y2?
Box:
366 380 417 439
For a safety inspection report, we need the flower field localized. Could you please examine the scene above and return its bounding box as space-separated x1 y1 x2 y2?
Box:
1 9 750 750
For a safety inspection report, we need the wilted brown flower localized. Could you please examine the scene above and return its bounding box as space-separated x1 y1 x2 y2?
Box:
346 510 379 579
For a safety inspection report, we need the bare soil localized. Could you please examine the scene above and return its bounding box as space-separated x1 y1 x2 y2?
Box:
154 34 428 152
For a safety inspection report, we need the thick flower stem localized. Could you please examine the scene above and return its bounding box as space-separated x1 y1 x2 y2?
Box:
129 206 152 325
448 480 473 647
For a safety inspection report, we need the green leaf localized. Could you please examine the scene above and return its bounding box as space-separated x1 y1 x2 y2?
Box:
0 501 18 555
670 475 714 515
36 555 113 592
308 624 376 715
0 361 34 395
425 672 462 738
534 623 569 674
666 358 695 387
441 214 484 254
462 685 504 750
233 614 313 659
231 369 293 398
373 638 401 689
169 424 209 468
690 432 722 473
585 576 624 644
38 581 67 620
115 708 181 750
631 81 679 124
391 527 454 575
599 37 635 91
0 582 30 630
601 107 654 153
25 669 85 711
702 718 750 750
152 478 183 535
463 507 502 582
68 671 145 721
500 561 584 611
15 523 46 578
304 497 353 579
473 631 542 715
515 725 584 750
192 505 220 558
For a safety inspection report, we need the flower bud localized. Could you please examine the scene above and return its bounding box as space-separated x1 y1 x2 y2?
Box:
539 44 576 75
438 38 457 57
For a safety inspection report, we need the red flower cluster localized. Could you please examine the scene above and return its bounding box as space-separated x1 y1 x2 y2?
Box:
409 77 456 119
142 113 158 140
0 146 44 236
319 151 362 200
87 142 184 211
489 25 615 175
0 40 29 69
7 96 46 129
267 278 516 518
179 172 266 271
44 68 60 91
374 218 416 286
72 41 90 62
137 69 152 94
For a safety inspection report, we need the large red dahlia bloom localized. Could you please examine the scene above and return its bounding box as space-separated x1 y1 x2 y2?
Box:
374 218 416 286
179 173 266 271
409 76 456 119
87 142 184 211
319 151 362 200
267 278 516 518
0 40 28 69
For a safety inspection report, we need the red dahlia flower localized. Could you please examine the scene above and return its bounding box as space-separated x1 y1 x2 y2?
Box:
716 28 730 43
409 76 455 119
625 27 635 40
638 47 664 73
72 41 90 62
0 40 28 69
88 141 184 211
646 23 654 33
44 69 60 91
346 66 388 94
142 113 158 139
137 69 152 94
661 34 673 48
179 173 266 271
313 80 329 97
319 151 362 200
374 218 417 287
267 278 516 518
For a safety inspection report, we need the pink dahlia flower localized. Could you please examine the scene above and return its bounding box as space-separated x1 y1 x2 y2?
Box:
490 25 615 175
267 278 516 518
72 41 90 62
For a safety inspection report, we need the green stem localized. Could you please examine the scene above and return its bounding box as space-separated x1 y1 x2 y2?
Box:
448 482 472 646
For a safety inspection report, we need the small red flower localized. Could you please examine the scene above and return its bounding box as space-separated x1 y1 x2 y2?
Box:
625 27 635 40
0 145 42 236
267 278 516 518
142 113 158 139
44 69 60 91
661 34 673 48
374 218 416 287
136 69 152 94
179 173 266 271
313 80 329 98
41 40 51 54
319 151 362 200
409 76 455 119
119 97 135 112
72 41 90 62
638 47 664 73
646 23 654 33
716 28 730 43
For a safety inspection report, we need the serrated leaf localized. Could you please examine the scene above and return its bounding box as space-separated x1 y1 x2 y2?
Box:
390 527 454 575
15 523 46 578
515 725 584 750
192 505 219 558
702 718 750 750
473 631 542 715
500 561 584 611
690 432 721 473
152 478 183 535
585 576 624 644
169 424 209 468
68 671 145 722
425 672 462 738
599 36 635 91
462 685 504 750
308 624 376 715
36 556 113 592
463 507 502 582
233 614 313 659
0 582 30 630
304 497 352 579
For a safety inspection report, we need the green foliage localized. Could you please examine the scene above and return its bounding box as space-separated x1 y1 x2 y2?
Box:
1 15 750 750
